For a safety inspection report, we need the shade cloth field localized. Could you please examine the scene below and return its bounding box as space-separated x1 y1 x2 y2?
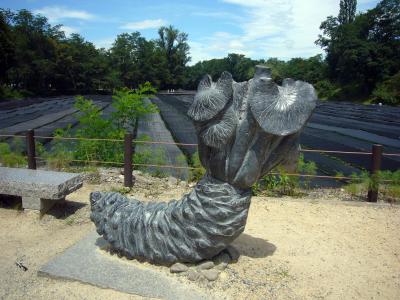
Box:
1 94 399 184
135 98 189 180
154 94 400 183
151 95 197 156
0 95 112 153
0 95 112 134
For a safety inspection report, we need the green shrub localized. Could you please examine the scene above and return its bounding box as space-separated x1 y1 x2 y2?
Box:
314 80 341 100
372 72 400 105
0 140 27 167
132 134 169 178
0 85 34 101
253 154 317 196
51 83 157 167
149 147 168 178
189 151 206 182
344 170 400 202
175 153 188 182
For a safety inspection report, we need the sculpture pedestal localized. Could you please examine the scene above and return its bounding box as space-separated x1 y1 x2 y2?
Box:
39 231 209 300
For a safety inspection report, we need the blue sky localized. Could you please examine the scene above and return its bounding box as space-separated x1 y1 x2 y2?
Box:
2 0 379 64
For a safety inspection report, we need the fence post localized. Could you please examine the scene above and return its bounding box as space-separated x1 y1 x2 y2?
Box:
26 129 36 170
367 144 383 202
124 133 133 187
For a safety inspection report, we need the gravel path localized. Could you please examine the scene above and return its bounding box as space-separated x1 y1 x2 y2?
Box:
0 171 398 299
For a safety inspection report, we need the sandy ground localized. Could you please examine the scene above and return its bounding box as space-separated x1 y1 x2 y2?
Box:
0 170 399 300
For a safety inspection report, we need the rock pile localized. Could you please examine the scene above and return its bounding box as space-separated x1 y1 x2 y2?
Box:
169 246 239 282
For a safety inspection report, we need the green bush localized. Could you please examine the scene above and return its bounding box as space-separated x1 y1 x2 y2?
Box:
0 140 27 167
188 151 206 182
132 134 168 178
372 72 400 105
314 80 341 100
51 83 157 166
175 153 188 181
253 154 317 196
0 85 34 101
344 170 400 202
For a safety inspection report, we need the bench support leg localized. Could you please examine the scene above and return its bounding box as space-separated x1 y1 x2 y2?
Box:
22 197 65 214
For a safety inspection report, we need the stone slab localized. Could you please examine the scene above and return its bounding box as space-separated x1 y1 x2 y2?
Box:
0 167 82 199
39 232 209 300
22 196 65 212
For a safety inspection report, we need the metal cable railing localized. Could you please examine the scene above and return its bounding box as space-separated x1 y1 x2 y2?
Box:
0 134 399 156
1 132 399 201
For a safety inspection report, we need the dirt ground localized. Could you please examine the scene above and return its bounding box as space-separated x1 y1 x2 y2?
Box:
0 169 399 300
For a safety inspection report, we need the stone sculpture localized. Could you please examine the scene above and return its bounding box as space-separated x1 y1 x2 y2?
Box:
90 65 317 264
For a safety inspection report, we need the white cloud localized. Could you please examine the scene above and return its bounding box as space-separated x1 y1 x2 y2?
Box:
60 25 79 36
189 0 353 63
93 38 115 50
189 32 251 65
214 0 341 60
120 19 166 30
34 6 95 23
192 11 242 21
188 42 214 65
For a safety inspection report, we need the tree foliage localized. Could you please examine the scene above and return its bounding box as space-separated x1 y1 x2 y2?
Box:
0 9 190 99
339 0 357 25
1 2 399 105
316 0 400 103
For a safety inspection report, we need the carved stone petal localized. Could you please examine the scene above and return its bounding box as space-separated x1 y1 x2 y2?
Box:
187 72 233 122
249 76 317 136
200 106 237 149
233 81 249 115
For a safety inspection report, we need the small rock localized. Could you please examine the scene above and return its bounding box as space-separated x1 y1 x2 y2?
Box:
214 252 231 264
198 261 214 270
167 176 178 186
132 170 142 176
187 269 201 281
213 252 230 271
215 262 228 271
179 181 187 188
201 269 220 281
170 262 188 273
225 245 240 262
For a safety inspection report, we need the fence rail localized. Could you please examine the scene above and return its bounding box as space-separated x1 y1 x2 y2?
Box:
1 131 399 202
1 133 399 156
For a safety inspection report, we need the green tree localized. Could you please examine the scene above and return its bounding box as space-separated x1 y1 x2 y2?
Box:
316 0 400 102
0 10 15 85
55 34 107 91
109 33 141 88
338 0 357 25
4 9 61 93
156 25 190 88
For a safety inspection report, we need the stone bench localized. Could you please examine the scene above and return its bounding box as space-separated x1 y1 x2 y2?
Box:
0 167 83 214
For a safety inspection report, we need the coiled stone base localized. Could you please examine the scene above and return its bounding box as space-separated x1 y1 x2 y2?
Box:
90 175 251 264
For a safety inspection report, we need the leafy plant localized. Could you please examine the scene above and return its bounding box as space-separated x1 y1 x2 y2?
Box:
0 139 27 167
372 72 400 105
253 154 317 196
344 170 400 202
175 153 188 182
149 147 168 178
51 84 157 167
0 85 24 101
109 186 131 195
111 83 158 130
189 151 206 182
